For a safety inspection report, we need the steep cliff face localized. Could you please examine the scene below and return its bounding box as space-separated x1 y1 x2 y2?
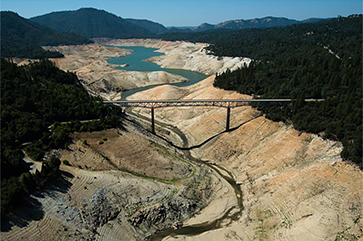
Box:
129 76 363 241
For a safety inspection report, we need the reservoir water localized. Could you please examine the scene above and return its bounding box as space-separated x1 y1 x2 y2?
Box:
104 46 208 100
106 46 243 240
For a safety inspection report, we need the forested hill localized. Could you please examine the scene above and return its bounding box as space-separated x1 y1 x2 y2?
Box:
159 15 362 165
0 11 92 59
193 16 300 31
214 15 362 165
126 18 168 34
30 8 153 38
156 15 361 59
1 59 121 215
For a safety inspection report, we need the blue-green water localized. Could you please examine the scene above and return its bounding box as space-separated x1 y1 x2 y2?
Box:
104 46 208 100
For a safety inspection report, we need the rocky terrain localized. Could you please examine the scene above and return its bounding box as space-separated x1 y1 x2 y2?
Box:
2 125 228 241
44 39 250 100
99 39 251 75
3 40 362 241
45 44 188 100
128 76 363 241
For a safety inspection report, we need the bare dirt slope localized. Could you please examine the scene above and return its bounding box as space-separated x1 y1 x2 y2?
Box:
46 39 252 101
46 44 188 100
60 128 192 180
2 167 173 241
103 39 251 75
2 127 228 241
129 76 363 241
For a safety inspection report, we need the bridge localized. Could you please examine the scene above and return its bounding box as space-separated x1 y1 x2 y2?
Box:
104 99 324 133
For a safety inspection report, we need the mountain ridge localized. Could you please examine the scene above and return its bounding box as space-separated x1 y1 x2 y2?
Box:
0 11 92 58
193 16 328 31
125 18 168 34
30 8 153 38
30 8 330 35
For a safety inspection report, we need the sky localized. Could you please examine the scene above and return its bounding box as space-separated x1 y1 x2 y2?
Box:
1 0 362 26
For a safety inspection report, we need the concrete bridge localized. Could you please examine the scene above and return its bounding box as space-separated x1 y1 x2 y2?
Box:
104 99 323 133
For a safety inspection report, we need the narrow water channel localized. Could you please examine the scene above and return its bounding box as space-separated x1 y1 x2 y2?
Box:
150 150 243 241
124 112 244 241
104 45 208 100
107 46 243 240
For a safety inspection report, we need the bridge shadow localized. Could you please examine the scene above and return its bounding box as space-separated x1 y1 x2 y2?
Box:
153 114 263 151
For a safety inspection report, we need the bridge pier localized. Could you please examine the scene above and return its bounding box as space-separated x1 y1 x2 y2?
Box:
104 99 324 134
226 106 230 131
151 106 155 134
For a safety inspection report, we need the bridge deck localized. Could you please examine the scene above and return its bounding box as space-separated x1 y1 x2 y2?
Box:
104 98 324 133
104 99 324 108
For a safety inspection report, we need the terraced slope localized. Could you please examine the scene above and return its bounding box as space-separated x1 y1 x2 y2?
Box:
128 75 363 241
2 126 226 240
47 44 188 100
61 129 192 180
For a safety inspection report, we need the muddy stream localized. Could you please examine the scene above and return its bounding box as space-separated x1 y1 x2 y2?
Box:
109 46 244 240
123 112 244 240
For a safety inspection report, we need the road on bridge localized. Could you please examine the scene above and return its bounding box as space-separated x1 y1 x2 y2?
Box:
104 99 324 133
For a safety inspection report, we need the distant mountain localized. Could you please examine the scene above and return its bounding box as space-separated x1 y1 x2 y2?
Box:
193 16 327 32
166 27 194 33
30 8 152 38
126 18 167 34
193 23 215 32
0 11 92 58
166 26 195 30
216 17 299 29
301 18 330 23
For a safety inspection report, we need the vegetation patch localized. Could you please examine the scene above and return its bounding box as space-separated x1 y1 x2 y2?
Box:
157 15 362 166
1 156 61 216
1 11 92 59
63 160 71 166
1 59 122 216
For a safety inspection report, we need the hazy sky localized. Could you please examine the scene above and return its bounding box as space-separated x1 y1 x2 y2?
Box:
1 0 362 26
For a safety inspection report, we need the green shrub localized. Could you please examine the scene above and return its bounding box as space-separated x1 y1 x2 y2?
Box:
63 160 70 166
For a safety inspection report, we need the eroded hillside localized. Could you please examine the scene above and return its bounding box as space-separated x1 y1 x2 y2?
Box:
101 39 251 75
128 75 363 241
45 40 250 101
45 44 188 100
2 126 228 241
3 40 362 241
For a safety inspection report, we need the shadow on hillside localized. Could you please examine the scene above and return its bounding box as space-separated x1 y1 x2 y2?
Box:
155 114 263 151
1 171 73 232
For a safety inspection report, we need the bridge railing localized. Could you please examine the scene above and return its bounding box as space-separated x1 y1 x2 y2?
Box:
104 99 324 133
103 99 324 109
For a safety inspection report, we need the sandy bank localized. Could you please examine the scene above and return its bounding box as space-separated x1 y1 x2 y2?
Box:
46 44 188 100
2 126 223 241
103 39 251 75
128 75 363 241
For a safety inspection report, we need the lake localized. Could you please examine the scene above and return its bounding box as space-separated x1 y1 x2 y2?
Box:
104 45 208 100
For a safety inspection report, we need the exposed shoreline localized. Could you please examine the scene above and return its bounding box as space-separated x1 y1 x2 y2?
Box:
128 75 363 241
5 40 362 241
101 38 251 76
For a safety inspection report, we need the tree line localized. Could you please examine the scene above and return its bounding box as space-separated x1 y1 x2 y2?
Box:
158 15 362 166
1 59 122 215
0 11 92 59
